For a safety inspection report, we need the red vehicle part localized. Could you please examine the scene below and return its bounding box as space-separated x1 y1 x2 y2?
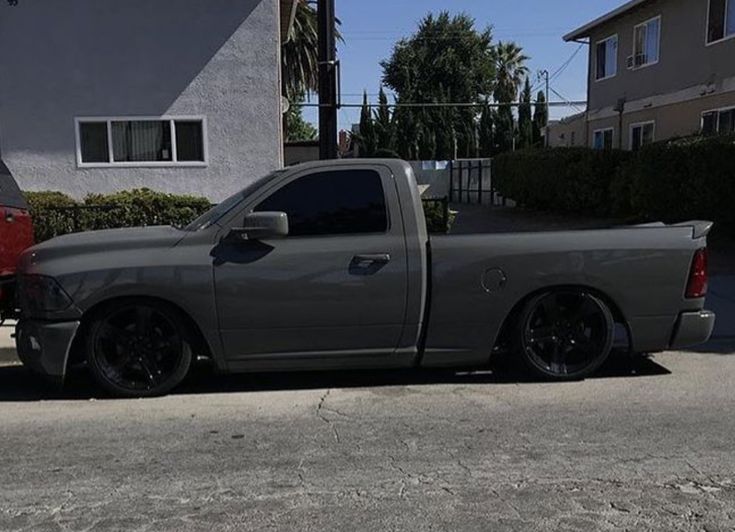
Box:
0 160 34 311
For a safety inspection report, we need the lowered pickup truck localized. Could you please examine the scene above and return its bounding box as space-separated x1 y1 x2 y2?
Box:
16 159 715 397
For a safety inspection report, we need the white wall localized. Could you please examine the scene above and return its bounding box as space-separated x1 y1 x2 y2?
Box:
0 0 283 201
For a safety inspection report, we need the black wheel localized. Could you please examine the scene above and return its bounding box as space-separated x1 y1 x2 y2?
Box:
517 290 614 380
85 301 192 397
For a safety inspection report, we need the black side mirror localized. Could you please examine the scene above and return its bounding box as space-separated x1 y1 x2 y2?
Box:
226 212 289 241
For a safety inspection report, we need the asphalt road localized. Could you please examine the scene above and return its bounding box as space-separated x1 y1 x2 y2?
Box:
1 344 734 531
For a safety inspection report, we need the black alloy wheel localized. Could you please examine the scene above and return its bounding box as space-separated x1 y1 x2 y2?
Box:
86 301 192 397
517 290 614 380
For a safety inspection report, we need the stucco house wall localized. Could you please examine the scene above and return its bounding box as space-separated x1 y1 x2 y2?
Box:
0 0 284 202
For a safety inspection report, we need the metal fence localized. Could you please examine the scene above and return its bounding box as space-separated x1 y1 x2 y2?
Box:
448 159 500 205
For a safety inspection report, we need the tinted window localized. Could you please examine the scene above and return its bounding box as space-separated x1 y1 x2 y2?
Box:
79 122 110 163
175 121 205 162
256 170 388 237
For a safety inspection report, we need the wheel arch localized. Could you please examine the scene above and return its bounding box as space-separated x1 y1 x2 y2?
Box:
493 284 631 355
67 295 215 370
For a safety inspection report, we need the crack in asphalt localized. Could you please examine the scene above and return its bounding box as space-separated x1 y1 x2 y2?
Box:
316 389 341 444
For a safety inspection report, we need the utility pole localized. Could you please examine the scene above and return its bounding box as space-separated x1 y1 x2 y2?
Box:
538 70 550 147
317 0 339 160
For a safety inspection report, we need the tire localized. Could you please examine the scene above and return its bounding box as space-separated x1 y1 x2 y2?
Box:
516 290 614 380
85 300 193 398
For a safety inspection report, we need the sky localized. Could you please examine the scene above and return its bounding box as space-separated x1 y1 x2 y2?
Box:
303 0 625 130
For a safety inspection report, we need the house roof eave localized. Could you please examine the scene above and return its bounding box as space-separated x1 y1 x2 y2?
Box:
563 0 653 41
280 0 299 43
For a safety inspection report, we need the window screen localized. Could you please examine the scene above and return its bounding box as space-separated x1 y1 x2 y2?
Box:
256 170 388 237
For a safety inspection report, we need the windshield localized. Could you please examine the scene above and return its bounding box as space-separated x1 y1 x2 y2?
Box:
184 170 286 231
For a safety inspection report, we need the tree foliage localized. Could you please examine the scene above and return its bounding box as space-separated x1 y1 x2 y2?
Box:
285 97 317 142
380 12 495 160
517 78 533 149
533 90 549 146
357 91 379 156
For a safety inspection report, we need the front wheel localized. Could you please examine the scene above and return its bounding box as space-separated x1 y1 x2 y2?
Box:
85 301 192 397
517 290 614 380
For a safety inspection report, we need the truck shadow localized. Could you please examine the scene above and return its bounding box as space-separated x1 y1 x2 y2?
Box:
0 351 670 402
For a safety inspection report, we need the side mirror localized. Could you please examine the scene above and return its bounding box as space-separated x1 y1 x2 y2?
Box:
227 212 289 241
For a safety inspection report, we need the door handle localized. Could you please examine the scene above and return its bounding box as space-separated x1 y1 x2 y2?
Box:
4 210 13 224
353 253 391 265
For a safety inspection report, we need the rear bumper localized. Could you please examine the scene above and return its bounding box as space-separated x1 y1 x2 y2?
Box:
15 320 80 382
670 310 716 349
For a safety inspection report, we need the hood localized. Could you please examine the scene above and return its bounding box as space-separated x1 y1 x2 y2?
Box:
21 226 186 267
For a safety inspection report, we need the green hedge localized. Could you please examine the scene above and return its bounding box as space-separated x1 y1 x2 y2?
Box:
25 188 454 242
25 189 212 243
494 147 633 216
494 137 735 235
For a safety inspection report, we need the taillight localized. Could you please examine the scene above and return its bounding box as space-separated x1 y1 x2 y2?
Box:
685 248 708 299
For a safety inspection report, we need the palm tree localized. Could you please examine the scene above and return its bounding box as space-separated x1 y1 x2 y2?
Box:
281 0 320 102
492 41 529 103
281 0 343 102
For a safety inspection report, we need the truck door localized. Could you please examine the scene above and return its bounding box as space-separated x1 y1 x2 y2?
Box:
213 165 409 361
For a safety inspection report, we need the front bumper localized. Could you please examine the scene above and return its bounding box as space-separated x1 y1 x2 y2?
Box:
16 320 80 382
670 310 716 349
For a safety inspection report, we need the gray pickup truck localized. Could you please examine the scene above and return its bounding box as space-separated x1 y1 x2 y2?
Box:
15 159 715 397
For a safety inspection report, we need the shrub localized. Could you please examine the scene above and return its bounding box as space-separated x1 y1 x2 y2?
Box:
619 137 735 233
422 199 454 233
493 138 735 235
494 148 633 216
25 189 211 242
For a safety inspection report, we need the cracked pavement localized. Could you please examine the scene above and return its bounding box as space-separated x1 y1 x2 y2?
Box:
1 347 734 531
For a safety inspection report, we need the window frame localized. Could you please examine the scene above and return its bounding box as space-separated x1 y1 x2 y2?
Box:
629 120 656 151
251 168 392 240
701 105 735 134
632 15 662 70
592 127 615 150
706 0 735 45
74 116 209 168
595 34 619 82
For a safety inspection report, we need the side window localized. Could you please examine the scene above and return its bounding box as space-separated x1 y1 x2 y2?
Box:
255 170 388 237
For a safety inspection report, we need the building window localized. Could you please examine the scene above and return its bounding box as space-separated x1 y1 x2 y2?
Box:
570 131 576 146
593 128 614 150
707 0 735 44
75 117 207 167
632 16 661 68
630 121 655 151
595 35 618 80
702 107 735 135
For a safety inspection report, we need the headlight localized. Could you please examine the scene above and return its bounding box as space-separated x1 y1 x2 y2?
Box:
18 275 73 313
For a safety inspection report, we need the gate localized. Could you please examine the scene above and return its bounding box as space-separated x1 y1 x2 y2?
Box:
448 159 500 205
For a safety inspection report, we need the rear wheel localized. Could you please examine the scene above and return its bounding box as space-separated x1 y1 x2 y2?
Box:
517 290 614 380
85 301 192 397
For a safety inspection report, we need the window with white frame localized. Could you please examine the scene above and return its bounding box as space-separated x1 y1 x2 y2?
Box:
630 121 655 151
707 0 735 44
702 107 735 135
632 17 661 68
593 128 614 150
595 35 618 80
76 117 207 166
